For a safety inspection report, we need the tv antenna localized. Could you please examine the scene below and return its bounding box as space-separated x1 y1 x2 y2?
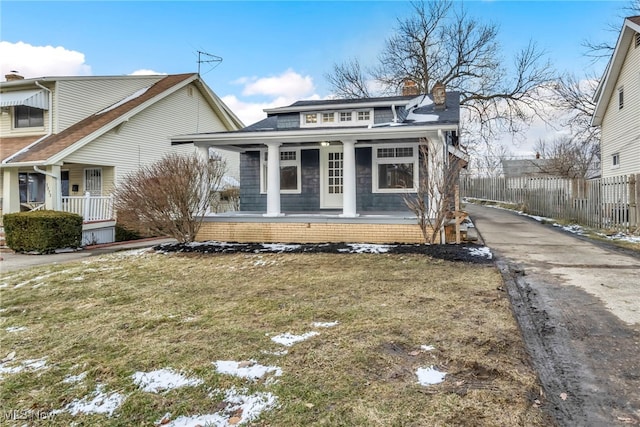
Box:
197 50 223 75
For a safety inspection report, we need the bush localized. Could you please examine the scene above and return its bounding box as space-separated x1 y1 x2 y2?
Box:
115 223 145 242
3 210 82 253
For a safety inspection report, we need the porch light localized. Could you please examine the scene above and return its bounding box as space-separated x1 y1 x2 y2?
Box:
320 141 330 147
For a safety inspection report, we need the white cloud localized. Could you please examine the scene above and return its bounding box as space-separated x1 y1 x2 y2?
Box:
0 41 91 80
240 69 316 99
224 69 323 126
130 69 167 76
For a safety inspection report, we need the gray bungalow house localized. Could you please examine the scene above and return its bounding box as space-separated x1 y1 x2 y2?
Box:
172 86 465 244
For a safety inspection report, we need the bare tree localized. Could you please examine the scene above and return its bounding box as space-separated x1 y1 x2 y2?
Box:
113 152 226 243
532 136 600 179
325 58 371 99
404 141 465 244
326 0 554 142
583 1 640 59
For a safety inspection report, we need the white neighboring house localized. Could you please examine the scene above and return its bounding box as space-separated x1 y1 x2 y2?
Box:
0 73 243 244
592 16 640 178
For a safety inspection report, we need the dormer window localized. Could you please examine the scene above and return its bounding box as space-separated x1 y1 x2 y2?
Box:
301 109 373 128
14 105 44 128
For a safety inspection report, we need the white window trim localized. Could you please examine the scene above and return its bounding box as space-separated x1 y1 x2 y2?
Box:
618 87 624 110
12 106 46 131
356 110 373 125
372 144 419 194
84 167 103 196
612 153 620 169
260 148 302 194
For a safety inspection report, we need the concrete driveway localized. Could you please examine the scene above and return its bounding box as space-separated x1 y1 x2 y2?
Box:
466 203 640 426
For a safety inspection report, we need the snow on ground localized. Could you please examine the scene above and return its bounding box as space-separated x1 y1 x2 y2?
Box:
5 326 27 333
260 243 301 252
63 371 87 384
132 368 203 393
62 384 125 417
213 360 282 381
270 331 319 347
420 345 435 351
0 357 47 377
416 366 447 386
467 246 492 259
312 321 339 328
339 243 391 254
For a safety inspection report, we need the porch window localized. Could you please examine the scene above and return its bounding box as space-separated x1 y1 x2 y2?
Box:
373 145 418 193
18 172 45 203
260 149 301 194
84 168 102 196
14 106 44 128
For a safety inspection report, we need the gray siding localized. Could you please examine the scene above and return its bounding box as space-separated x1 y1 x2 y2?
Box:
240 147 409 212
276 113 299 129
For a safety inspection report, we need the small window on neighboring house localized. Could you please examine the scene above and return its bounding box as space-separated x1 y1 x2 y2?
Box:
618 87 624 109
14 106 44 128
612 153 620 168
260 150 301 193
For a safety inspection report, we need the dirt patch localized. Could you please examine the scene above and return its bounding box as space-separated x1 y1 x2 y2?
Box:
497 259 640 426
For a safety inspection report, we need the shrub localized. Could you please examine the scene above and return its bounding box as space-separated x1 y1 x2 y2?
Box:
114 223 145 242
3 210 82 253
113 152 226 243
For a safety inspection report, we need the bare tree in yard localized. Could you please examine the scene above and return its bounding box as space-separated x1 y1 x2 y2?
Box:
404 140 465 244
325 0 554 142
533 136 600 179
114 152 226 243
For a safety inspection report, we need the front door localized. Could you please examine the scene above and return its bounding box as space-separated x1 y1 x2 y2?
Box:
320 146 343 209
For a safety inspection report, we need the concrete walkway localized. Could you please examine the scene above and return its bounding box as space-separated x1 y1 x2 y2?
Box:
0 237 176 273
466 203 640 426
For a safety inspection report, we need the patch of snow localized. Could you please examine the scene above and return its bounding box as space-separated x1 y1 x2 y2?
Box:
261 349 288 356
97 87 149 115
270 331 319 347
467 246 492 259
63 371 87 384
420 345 435 351
165 387 278 427
342 244 391 254
416 366 446 385
63 384 124 417
214 360 282 380
132 368 203 393
312 321 339 328
553 223 584 234
260 243 301 252
5 326 27 333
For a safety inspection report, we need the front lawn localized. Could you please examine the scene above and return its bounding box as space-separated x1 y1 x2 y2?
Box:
0 249 550 426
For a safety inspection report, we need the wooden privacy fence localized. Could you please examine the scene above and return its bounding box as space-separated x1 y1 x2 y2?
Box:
460 174 640 233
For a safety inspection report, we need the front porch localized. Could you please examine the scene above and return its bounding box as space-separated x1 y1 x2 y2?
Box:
196 211 453 244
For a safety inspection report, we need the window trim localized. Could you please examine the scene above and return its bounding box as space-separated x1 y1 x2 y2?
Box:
372 144 419 194
612 153 620 169
260 148 302 194
618 87 624 110
84 167 103 196
300 109 373 127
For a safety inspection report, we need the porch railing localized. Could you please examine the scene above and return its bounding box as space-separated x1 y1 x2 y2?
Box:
61 192 114 222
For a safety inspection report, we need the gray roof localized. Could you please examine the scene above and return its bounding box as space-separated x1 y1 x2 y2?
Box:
501 159 555 178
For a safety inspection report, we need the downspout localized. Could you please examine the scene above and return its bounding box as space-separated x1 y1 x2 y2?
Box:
2 81 53 164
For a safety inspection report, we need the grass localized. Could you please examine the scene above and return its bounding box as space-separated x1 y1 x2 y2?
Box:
0 250 551 426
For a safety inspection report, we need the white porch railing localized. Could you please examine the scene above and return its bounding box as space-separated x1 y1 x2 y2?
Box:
61 192 114 222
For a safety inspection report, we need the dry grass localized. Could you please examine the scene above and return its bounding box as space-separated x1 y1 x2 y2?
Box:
0 250 550 426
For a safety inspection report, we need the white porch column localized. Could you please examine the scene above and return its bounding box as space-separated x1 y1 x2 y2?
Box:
2 168 20 214
196 145 213 214
45 164 62 211
264 141 283 217
340 139 358 217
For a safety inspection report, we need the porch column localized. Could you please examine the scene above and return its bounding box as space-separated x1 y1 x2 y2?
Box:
45 164 62 211
197 145 213 214
264 141 283 217
340 139 358 217
2 168 20 214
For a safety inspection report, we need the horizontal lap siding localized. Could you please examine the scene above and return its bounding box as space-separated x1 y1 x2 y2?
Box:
196 222 428 244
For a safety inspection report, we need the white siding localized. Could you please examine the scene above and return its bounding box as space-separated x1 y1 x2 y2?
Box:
0 82 54 137
601 36 640 178
55 76 165 131
63 83 240 187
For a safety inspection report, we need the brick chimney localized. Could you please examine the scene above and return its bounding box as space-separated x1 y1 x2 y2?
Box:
5 71 24 81
402 79 419 96
432 81 446 110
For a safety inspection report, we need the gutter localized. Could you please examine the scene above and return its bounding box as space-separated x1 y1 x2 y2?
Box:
2 81 53 164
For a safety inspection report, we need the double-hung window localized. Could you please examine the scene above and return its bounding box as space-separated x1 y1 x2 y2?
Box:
260 149 301 194
373 145 418 193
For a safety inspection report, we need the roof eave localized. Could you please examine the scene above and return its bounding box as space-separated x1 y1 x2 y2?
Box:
264 99 414 114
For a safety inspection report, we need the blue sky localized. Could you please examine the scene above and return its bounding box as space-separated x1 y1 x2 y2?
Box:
0 0 631 141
